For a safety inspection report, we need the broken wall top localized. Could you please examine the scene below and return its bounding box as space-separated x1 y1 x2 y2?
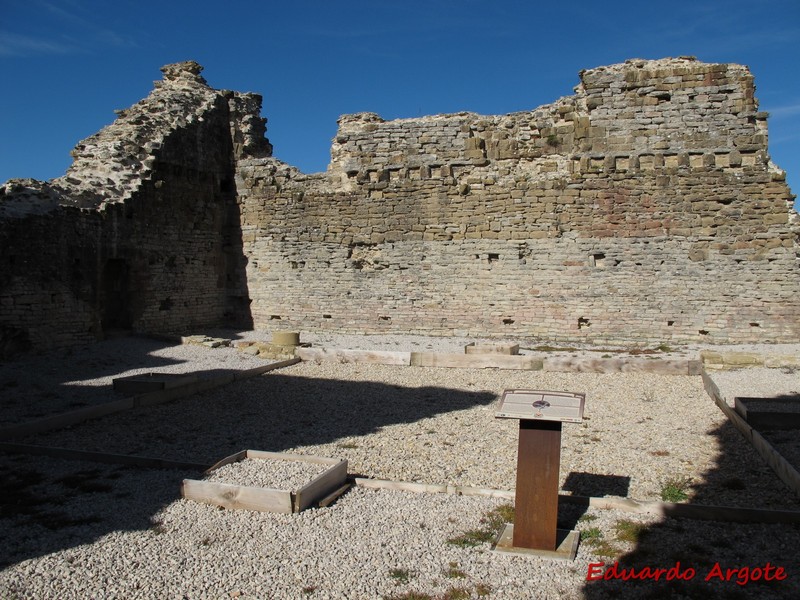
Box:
2 56 795 223
327 57 779 190
0 61 270 218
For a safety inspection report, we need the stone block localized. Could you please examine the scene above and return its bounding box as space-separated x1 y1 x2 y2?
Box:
410 352 542 370
700 351 765 369
464 343 520 355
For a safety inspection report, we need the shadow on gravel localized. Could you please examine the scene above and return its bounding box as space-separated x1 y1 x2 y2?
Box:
581 404 800 599
0 337 190 425
563 472 630 498
14 372 498 465
0 454 197 570
1 357 497 568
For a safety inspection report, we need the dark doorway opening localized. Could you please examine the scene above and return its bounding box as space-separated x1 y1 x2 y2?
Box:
101 259 132 332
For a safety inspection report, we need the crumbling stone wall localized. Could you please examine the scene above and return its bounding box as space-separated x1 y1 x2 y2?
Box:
1 57 797 354
0 62 266 355
236 57 798 344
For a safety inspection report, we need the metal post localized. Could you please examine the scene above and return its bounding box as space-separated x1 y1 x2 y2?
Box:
513 419 562 550
493 389 584 560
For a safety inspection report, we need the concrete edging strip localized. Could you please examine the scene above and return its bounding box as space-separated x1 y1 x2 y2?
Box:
296 348 410 366
296 347 701 374
351 477 800 524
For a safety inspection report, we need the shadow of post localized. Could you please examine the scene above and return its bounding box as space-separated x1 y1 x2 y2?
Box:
563 472 631 498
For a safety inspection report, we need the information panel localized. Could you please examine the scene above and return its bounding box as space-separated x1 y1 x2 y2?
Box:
495 389 585 423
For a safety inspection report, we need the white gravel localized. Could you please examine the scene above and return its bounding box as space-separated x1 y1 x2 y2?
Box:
711 367 800 406
206 457 330 491
0 336 263 427
19 361 798 509
1 332 799 599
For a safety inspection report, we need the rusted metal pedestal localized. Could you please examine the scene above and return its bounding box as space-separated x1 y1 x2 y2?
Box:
493 390 584 561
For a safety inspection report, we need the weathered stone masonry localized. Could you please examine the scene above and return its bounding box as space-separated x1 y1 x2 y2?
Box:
0 62 268 355
238 57 798 344
1 57 797 354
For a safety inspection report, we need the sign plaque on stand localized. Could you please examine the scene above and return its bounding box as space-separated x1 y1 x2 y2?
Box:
493 389 585 560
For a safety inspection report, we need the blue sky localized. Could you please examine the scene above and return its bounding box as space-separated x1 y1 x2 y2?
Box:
1 0 798 209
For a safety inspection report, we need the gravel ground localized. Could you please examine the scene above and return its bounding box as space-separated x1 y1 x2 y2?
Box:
712 368 800 406
206 457 330 491
711 366 800 492
1 454 798 600
0 336 262 427
1 333 799 599
16 361 799 509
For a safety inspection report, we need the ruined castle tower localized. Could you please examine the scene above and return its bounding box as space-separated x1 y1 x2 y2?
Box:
1 58 797 355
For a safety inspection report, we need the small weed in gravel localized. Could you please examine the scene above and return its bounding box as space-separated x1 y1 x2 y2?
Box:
150 522 168 535
485 504 514 527
527 345 579 353
446 562 467 579
441 587 471 600
581 527 603 542
614 519 648 543
660 476 692 502
581 527 620 558
589 539 620 559
389 568 414 585
446 504 513 548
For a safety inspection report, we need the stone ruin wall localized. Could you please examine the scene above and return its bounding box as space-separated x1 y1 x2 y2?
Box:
0 62 267 355
1 58 798 355
237 57 798 344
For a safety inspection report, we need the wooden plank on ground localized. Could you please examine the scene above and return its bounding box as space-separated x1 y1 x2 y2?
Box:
410 352 543 370
132 374 234 408
296 348 411 366
703 372 800 497
318 483 352 508
233 358 301 380
245 450 339 465
734 396 800 430
205 450 248 474
134 360 297 408
295 459 348 511
464 343 520 355
198 450 345 512
352 477 448 494
454 485 514 500
1 361 295 442
181 479 293 513
113 373 200 394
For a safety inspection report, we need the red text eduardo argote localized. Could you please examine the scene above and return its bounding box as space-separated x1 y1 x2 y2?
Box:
586 561 788 586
